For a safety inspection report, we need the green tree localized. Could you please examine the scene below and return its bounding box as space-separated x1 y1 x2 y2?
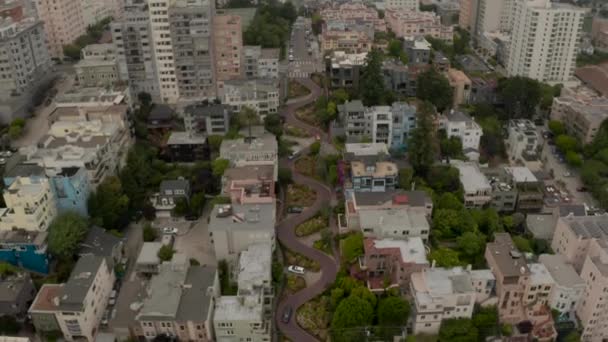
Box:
0 262 17 277
440 136 463 158
278 167 293 185
416 69 454 112
207 135 223 154
143 223 158 242
556 134 579 153
471 208 501 236
8 125 22 140
331 88 349 104
328 164 338 186
408 102 437 176
428 248 462 267
330 288 345 309
436 193 464 210
0 315 20 335
378 296 410 326
426 165 463 196
264 114 283 138
439 318 479 342
398 168 414 189
433 209 476 239
238 106 259 138
157 245 175 261
350 286 377 307
564 331 581 342
331 296 374 342
212 158 230 177
512 236 533 253
190 192 205 215
566 151 583 167
47 212 89 260
359 48 386 106
457 231 486 258
342 233 364 263
473 306 499 339
88 176 130 229
548 120 565 136
63 44 82 60
498 76 542 118
310 141 321 155
173 198 189 216
388 39 402 57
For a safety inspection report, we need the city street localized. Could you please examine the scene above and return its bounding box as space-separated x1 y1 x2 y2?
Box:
288 17 322 79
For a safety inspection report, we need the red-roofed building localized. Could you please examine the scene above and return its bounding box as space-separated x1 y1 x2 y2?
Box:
358 237 429 293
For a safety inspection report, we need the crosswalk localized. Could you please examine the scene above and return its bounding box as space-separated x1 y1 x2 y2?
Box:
290 60 316 66
288 71 310 78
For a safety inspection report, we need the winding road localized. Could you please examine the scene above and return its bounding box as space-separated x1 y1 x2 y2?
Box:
275 78 339 342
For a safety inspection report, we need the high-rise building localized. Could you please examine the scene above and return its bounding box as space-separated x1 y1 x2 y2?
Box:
384 0 419 11
506 0 586 83
169 0 216 101
213 14 242 82
111 0 160 101
474 0 513 37
148 0 178 102
34 0 86 58
459 0 479 31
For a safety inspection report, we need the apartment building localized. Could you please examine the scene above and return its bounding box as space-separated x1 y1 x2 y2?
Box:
504 166 543 212
506 0 586 83
320 3 386 32
221 79 279 117
75 44 120 87
81 0 114 27
0 177 57 232
326 51 367 89
411 266 477 334
385 9 453 41
358 205 430 242
403 36 431 64
19 109 131 188
538 253 584 314
213 243 273 342
482 167 518 212
345 190 433 231
447 69 472 107
208 202 276 261
383 58 426 97
4 164 91 217
458 0 478 31
551 85 608 144
223 165 274 205
507 119 540 162
474 0 513 38
219 130 278 181
29 256 115 342
592 16 608 52
348 158 398 193
360 237 428 292
438 110 482 154
34 0 85 58
0 17 52 123
452 161 492 208
147 0 177 102
136 259 219 342
169 0 216 101
0 230 49 274
182 102 231 137
486 233 557 340
242 46 279 79
0 272 36 320
111 0 160 101
576 238 608 341
321 29 372 54
213 14 242 82
551 215 608 272
384 0 418 10
151 179 191 218
390 101 417 150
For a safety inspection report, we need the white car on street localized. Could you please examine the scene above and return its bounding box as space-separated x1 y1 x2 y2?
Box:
162 227 178 235
287 265 305 275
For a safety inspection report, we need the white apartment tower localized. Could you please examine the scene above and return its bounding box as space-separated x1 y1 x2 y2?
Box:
148 0 178 103
506 0 586 83
475 0 513 36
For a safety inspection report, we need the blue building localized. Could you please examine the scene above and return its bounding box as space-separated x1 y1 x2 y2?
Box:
390 102 417 151
4 164 90 217
0 230 49 274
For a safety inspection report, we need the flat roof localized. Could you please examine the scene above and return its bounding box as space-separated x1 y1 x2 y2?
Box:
344 143 389 157
505 166 538 183
559 215 608 239
486 233 529 277
360 208 429 231
237 243 272 291
208 202 276 233
214 295 263 322
136 242 162 265
526 214 557 240
528 263 554 286
351 160 397 178
452 161 491 193
353 190 431 207
166 132 206 145
58 255 105 311
365 237 428 264
28 284 63 312
224 165 274 181
538 254 584 288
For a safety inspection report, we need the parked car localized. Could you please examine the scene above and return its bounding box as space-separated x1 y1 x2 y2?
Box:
282 306 293 323
577 186 588 192
162 227 178 235
288 206 304 214
288 151 300 160
185 214 199 221
287 265 305 275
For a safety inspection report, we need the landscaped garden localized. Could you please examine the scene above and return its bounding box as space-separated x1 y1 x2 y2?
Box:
297 295 331 341
295 216 326 237
286 183 316 207
286 274 306 294
294 156 316 177
284 247 321 272
288 80 311 98
284 124 311 138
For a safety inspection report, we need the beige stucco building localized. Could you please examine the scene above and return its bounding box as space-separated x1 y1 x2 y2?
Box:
0 177 57 232
213 15 242 82
34 0 86 59
385 9 453 41
29 256 115 342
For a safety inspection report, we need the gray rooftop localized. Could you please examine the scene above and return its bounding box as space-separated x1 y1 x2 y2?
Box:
338 100 365 113
353 190 431 208
557 204 587 217
359 207 429 231
79 226 122 260
183 103 229 118
237 243 272 292
486 233 530 277
445 110 473 122
538 254 584 288
452 161 491 193
160 179 190 193
208 203 276 233
223 165 274 181
526 214 557 240
177 266 217 321
58 255 105 311
148 104 174 121
560 215 608 239
4 163 45 179
0 273 31 303
136 242 163 265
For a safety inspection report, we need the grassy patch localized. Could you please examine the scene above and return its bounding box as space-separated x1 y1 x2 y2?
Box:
294 156 316 177
295 105 323 127
297 296 331 341
284 248 320 272
286 274 306 293
285 124 311 138
287 183 316 207
295 216 326 237
311 73 326 88
313 237 332 254
289 80 311 98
